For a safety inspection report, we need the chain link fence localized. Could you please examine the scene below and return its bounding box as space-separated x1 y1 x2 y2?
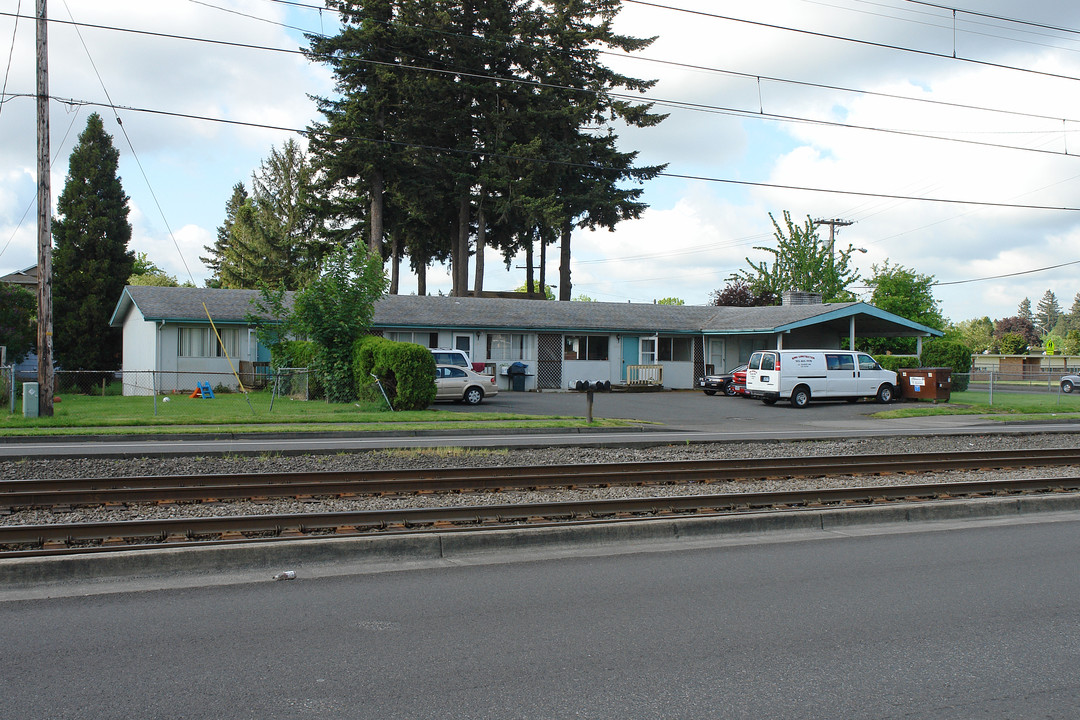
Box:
3 368 316 412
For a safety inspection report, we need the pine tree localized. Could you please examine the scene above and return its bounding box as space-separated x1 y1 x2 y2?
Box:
1018 297 1033 321
1033 289 1061 335
201 182 248 288
52 112 134 373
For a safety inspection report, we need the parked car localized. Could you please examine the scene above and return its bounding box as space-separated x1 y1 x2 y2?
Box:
1062 374 1080 393
430 348 471 368
699 365 747 396
434 364 498 405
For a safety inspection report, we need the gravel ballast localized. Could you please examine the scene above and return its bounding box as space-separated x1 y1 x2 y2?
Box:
2 431 1079 527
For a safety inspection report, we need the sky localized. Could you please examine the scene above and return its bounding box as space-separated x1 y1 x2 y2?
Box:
2 0 1080 325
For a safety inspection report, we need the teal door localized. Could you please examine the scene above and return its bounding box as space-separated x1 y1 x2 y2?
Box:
621 337 639 381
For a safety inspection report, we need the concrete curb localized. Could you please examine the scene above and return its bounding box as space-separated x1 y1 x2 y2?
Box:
3 493 1079 595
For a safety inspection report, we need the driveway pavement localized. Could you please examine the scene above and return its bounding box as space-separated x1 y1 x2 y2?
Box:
438 387 898 431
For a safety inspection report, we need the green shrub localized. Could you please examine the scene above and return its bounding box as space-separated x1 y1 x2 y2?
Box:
873 355 915 373
919 339 973 391
277 340 322 399
354 336 436 411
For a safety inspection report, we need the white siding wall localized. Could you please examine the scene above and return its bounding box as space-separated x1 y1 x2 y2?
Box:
121 311 159 396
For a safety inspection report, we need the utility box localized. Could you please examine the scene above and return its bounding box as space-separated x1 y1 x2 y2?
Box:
23 381 39 418
898 368 952 402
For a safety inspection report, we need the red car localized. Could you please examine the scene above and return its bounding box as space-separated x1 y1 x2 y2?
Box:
730 367 749 396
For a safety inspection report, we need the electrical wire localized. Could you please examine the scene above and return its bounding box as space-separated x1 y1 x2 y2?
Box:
7 91 1080 214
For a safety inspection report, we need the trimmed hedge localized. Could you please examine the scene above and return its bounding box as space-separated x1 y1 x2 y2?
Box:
873 354 916 374
919 340 973 392
354 336 437 411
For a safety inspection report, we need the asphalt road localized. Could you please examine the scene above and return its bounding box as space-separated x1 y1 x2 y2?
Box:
4 513 1079 719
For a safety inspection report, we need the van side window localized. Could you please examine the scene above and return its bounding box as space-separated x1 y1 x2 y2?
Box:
858 354 879 371
826 354 854 371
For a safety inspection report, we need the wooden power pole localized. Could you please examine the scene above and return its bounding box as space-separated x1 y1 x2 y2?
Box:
36 0 54 416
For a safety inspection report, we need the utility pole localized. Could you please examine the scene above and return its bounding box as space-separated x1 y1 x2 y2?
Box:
812 218 854 259
36 0 54 417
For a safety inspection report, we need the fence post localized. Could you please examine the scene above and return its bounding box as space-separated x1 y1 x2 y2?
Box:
989 370 993 406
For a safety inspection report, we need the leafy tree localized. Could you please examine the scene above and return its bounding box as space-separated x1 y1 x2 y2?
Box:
709 279 777 307
291 244 388 403
128 251 190 287
859 260 945 355
655 297 684 306
0 284 36 363
998 331 1027 355
995 316 1038 348
573 293 597 302
1065 329 1080 355
514 280 555 300
733 211 859 303
951 316 994 353
1033 290 1061 336
52 112 135 372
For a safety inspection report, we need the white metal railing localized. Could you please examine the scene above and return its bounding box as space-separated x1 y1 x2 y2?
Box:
626 364 663 386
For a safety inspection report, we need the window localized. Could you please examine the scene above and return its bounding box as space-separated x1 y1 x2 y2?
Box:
826 353 855 371
858 354 880 371
178 327 239 358
658 337 692 362
386 331 440 348
564 335 609 361
760 353 775 371
487 333 526 360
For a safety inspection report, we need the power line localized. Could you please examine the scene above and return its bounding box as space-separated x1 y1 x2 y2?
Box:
6 91 1080 215
932 259 1080 286
621 0 1080 85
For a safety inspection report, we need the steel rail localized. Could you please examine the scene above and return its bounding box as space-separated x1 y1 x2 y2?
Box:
3 448 1080 509
2 475 1079 555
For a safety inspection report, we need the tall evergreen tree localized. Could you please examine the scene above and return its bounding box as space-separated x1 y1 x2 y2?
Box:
204 141 317 290
1017 297 1033 322
52 112 135 373
1033 289 1061 335
201 182 248 288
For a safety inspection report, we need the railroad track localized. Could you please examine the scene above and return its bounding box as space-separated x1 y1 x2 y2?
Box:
3 448 1080 509
3 448 1080 557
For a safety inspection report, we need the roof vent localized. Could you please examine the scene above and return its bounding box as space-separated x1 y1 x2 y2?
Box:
782 291 822 306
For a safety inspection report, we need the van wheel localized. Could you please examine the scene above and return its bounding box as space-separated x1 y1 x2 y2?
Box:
876 384 895 403
790 386 810 408
463 387 484 405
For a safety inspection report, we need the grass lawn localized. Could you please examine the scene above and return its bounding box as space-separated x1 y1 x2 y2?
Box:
0 390 630 436
875 389 1080 420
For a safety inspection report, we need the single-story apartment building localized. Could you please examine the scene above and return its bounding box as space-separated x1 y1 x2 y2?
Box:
108 286 944 395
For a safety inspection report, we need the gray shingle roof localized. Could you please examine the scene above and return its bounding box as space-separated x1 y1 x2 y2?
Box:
110 286 938 337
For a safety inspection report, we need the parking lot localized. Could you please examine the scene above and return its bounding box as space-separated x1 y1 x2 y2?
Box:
436 387 894 431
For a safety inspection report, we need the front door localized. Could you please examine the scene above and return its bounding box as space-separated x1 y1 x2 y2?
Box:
454 334 472 361
621 337 639 381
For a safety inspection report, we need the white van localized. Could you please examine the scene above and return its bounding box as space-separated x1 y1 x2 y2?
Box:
745 350 898 408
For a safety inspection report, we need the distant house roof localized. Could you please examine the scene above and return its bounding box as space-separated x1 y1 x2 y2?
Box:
109 286 943 339
0 265 37 287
